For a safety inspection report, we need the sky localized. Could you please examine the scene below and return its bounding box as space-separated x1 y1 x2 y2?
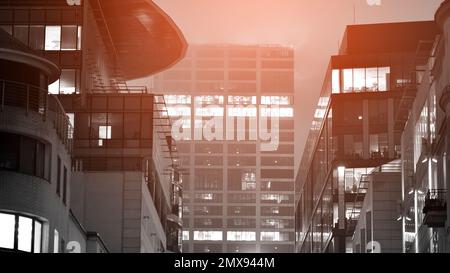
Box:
150 0 443 173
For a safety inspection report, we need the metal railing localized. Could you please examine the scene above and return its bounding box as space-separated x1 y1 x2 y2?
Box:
0 79 73 153
424 189 447 213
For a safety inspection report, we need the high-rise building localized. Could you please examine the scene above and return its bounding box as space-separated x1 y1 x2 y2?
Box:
294 21 438 253
153 44 296 253
0 0 187 253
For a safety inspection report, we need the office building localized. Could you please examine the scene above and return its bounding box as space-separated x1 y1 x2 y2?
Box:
0 0 187 253
153 45 296 253
294 21 438 253
400 0 450 253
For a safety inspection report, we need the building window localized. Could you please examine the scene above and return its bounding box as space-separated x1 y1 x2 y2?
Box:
45 26 61 50
227 231 256 241
56 156 61 196
182 231 189 241
61 25 77 50
45 25 82 51
29 26 45 50
334 67 391 93
0 25 12 35
53 229 59 253
49 69 80 94
193 231 223 241
261 96 292 105
332 69 340 93
260 231 290 242
0 212 43 253
13 25 29 45
98 125 112 146
0 132 49 180
63 166 67 205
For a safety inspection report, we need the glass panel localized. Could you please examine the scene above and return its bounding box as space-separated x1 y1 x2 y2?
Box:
378 67 390 91
0 213 15 249
77 26 82 50
343 69 353 93
353 68 365 92
13 25 28 45
48 79 60 94
0 25 12 35
45 26 61 50
61 26 77 50
60 69 76 94
332 69 340 93
18 216 33 252
29 26 45 50
53 229 59 253
34 221 42 253
366 67 378 91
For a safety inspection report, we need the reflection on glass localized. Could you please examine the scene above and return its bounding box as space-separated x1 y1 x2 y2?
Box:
29 26 45 50
332 69 340 93
343 69 353 93
61 26 77 50
45 26 61 50
353 68 365 92
48 79 60 94
18 216 33 252
0 213 15 249
34 221 42 253
60 69 76 94
378 67 390 91
53 229 59 253
366 67 378 91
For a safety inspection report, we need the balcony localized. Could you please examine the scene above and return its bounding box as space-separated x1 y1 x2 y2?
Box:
0 79 73 153
423 189 447 228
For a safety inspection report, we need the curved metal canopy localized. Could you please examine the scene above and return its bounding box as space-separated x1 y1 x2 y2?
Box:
91 0 187 80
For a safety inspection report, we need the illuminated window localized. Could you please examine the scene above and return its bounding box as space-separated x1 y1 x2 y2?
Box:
260 107 294 117
332 69 340 93
77 26 82 50
195 107 224 117
166 106 191 117
45 26 61 50
18 217 33 252
182 231 189 241
164 95 191 104
241 171 256 191
261 96 291 105
193 231 223 241
378 67 390 91
260 231 290 242
227 106 257 117
366 67 378 91
48 69 79 94
0 213 15 249
261 194 291 204
227 231 256 241
53 229 59 253
343 69 353 93
228 96 256 105
98 125 111 146
0 213 43 253
195 96 224 105
353 68 365 92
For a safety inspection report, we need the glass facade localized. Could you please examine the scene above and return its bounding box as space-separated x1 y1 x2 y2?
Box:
0 212 43 253
156 45 295 253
